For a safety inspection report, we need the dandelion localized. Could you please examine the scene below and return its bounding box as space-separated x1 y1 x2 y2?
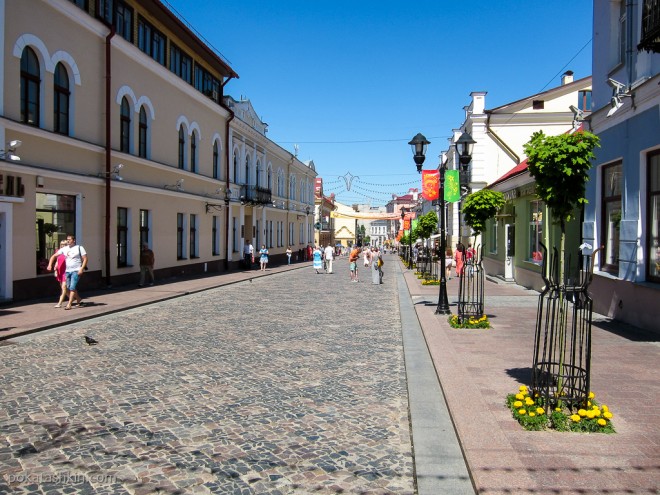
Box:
597 419 607 426
570 414 581 422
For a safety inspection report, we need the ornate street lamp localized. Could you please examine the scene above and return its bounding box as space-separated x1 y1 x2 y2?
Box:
408 133 430 173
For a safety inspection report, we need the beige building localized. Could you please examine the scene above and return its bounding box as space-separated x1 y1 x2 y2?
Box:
0 0 316 302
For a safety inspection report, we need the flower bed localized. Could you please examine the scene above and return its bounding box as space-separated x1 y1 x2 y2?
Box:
506 385 615 433
448 314 490 329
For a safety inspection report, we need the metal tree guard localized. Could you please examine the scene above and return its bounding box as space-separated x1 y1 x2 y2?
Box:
457 245 485 322
531 242 601 413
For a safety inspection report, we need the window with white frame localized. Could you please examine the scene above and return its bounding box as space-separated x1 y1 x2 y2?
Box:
177 213 187 260
601 162 622 273
117 207 129 267
489 220 497 254
528 201 543 264
647 151 659 283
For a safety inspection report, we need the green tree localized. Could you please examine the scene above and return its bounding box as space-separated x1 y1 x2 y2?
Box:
416 211 438 241
462 189 505 237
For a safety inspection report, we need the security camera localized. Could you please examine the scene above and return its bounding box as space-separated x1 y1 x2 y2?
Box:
607 78 626 93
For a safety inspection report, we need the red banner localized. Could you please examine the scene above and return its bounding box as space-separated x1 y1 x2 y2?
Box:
421 170 440 201
403 218 411 230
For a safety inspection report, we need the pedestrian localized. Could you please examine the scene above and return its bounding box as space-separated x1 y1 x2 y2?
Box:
454 243 465 277
363 246 370 268
371 246 383 285
259 244 269 271
243 239 254 269
445 247 453 280
313 245 323 274
53 239 68 307
466 243 476 264
349 245 360 282
306 244 313 262
47 234 87 310
324 244 334 273
139 243 155 287
286 246 292 265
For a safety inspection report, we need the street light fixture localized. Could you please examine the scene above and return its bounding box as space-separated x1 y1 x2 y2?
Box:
408 133 430 173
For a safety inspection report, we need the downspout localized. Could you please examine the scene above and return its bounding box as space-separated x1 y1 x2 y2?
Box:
104 26 115 287
486 111 520 165
220 77 235 271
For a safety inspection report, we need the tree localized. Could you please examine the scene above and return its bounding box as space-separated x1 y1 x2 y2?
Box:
416 211 438 241
462 189 505 237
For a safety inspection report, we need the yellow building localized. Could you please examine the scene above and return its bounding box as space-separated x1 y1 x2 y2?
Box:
0 0 316 301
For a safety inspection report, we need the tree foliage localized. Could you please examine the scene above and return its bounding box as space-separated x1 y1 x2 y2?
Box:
416 211 438 240
462 189 506 235
523 130 600 232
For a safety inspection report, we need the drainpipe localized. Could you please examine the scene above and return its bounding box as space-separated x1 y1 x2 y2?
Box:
626 0 634 91
104 26 115 287
485 111 520 165
220 78 235 271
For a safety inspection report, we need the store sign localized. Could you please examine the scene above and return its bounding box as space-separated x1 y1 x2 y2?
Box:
0 174 25 197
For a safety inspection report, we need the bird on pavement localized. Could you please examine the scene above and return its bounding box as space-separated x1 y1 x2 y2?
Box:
84 336 98 346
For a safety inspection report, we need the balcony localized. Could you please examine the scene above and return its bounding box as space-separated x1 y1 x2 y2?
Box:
639 0 660 52
239 185 272 206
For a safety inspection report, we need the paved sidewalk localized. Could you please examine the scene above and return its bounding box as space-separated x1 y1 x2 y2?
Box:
402 260 660 495
2 257 659 494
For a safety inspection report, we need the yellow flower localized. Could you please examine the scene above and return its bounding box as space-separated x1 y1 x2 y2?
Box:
587 401 592 407
529 412 536 417
519 385 528 392
525 397 535 406
597 419 607 426
588 391 595 399
536 407 545 415
513 401 523 408
578 409 587 417
586 410 596 419
602 404 609 412
555 407 562 412
518 409 526 415
593 409 601 417
603 411 613 419
570 414 581 422
515 393 524 400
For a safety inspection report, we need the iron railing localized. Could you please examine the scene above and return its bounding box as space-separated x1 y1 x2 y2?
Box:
457 246 484 322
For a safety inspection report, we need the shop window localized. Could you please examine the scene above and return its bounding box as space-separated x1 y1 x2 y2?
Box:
35 193 76 274
529 201 544 264
489 221 498 254
601 162 622 273
647 151 660 282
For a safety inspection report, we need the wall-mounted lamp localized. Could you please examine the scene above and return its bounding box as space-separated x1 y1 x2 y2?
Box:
0 139 22 161
606 78 633 118
99 163 124 181
164 179 184 192
569 105 585 128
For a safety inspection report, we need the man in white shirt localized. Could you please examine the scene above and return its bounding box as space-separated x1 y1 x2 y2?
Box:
243 239 254 269
47 234 88 310
324 244 334 274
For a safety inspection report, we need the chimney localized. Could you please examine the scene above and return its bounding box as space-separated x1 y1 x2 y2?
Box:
561 70 574 85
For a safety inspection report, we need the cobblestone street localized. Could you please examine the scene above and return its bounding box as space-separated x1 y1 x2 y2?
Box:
0 259 416 494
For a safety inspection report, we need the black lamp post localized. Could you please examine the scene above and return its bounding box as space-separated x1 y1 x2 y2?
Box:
408 133 430 173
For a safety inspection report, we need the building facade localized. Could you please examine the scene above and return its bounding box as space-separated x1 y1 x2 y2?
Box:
582 0 659 331
1 0 316 302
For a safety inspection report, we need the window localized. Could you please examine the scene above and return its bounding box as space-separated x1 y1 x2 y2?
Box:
68 0 88 10
601 162 622 273
193 63 220 101
190 214 198 258
190 132 197 173
35 193 76 274
245 156 250 185
528 201 543 264
178 126 185 169
647 151 660 282
177 213 185 259
137 16 166 65
289 222 294 246
169 44 192 84
532 100 544 110
255 219 260 248
212 216 219 255
20 47 40 127
117 207 128 267
256 160 262 188
233 152 239 182
115 1 133 42
489 221 498 254
54 63 70 135
98 0 113 24
138 106 148 158
289 176 296 200
139 209 150 248
213 142 220 179
120 97 130 153
232 217 238 252
578 90 592 112
267 167 272 191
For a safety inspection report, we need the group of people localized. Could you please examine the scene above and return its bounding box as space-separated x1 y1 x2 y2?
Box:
347 245 383 284
312 244 335 274
46 235 87 310
443 242 477 279
242 240 270 271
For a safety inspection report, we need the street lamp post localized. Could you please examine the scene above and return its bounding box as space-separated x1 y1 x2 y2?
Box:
410 131 475 315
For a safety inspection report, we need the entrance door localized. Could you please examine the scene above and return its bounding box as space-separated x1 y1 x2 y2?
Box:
0 204 12 301
505 223 515 281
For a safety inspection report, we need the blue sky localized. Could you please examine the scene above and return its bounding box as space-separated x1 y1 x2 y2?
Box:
164 0 593 206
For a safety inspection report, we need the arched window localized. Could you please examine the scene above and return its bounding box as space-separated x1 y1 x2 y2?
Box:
267 166 272 191
256 160 262 188
233 152 239 182
20 47 40 126
289 175 296 200
190 132 197 173
120 97 130 153
138 106 148 158
53 63 69 135
245 155 250 185
213 141 220 179
178 126 185 169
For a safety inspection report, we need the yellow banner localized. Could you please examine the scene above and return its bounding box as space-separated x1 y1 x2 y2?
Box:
330 211 402 220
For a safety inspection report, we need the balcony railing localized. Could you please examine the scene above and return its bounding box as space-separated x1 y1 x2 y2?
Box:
239 185 272 205
639 0 660 52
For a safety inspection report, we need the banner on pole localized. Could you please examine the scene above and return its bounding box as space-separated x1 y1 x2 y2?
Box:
421 170 440 201
444 170 461 202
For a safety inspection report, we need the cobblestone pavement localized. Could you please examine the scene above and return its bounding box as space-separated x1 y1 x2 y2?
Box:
0 258 415 494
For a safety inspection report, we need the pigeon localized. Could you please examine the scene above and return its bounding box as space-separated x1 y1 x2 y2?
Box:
84 336 98 346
